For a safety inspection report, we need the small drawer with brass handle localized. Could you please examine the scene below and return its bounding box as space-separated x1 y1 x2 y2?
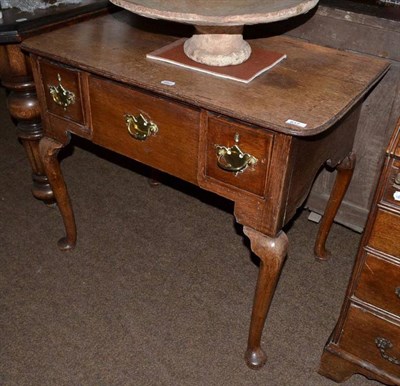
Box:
203 114 273 197
39 59 84 125
89 75 200 184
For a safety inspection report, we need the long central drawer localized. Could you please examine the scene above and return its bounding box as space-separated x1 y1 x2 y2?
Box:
89 76 200 184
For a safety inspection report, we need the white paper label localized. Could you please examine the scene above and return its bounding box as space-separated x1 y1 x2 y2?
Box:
161 80 175 86
286 119 307 128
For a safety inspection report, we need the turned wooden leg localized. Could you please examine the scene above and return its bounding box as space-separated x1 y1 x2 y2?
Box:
314 152 356 260
39 136 76 251
243 227 288 369
2 45 54 204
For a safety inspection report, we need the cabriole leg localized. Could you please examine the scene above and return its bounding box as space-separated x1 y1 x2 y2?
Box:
39 136 76 251
314 152 356 260
243 227 288 369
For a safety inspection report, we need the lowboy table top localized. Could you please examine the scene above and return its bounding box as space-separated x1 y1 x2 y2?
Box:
22 11 388 136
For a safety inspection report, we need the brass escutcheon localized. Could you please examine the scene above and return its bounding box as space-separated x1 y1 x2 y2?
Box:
125 113 158 141
215 133 257 175
49 74 75 110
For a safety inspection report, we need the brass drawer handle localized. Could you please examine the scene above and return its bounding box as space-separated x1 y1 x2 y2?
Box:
375 337 400 365
215 133 257 175
125 113 158 141
49 73 75 110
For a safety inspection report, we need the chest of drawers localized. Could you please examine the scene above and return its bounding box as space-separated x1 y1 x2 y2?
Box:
319 119 400 384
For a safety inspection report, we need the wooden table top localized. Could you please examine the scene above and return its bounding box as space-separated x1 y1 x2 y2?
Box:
22 10 390 136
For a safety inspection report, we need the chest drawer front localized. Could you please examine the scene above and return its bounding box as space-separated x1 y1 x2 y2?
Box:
382 159 400 210
39 59 84 125
204 115 273 197
354 252 400 317
89 77 200 184
368 209 400 259
340 305 400 377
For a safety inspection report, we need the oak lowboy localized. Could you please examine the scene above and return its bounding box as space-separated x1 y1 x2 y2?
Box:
22 11 389 369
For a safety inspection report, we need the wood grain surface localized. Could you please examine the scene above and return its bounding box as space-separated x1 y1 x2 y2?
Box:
21 11 389 137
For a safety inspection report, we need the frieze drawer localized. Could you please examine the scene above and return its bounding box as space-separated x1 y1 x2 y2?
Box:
339 305 400 376
203 114 273 197
39 59 84 125
354 252 400 318
89 76 200 184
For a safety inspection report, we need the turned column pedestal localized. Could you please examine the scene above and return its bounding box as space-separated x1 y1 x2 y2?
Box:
0 0 110 204
1 45 54 203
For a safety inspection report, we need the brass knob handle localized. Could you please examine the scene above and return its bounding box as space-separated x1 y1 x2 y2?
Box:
125 113 158 141
48 73 75 110
375 337 400 365
215 133 257 175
